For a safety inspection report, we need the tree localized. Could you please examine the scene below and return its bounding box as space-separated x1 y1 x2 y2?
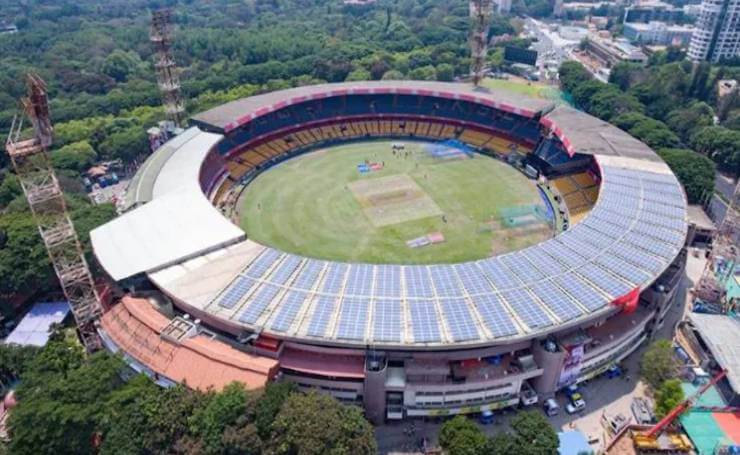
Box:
188 383 252 454
611 112 680 149
558 61 592 94
665 102 714 144
691 126 740 175
640 339 678 390
345 69 371 82
0 211 52 296
97 126 149 163
654 379 684 418
485 432 516 455
267 392 376 455
588 86 644 121
609 62 644 91
509 410 559 455
0 173 21 209
255 382 296 439
657 148 715 203
408 65 437 81
381 69 406 80
102 50 144 83
8 341 126 455
438 415 488 455
50 141 98 173
436 63 455 82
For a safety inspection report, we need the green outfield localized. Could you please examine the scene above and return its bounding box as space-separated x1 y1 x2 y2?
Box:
239 140 552 264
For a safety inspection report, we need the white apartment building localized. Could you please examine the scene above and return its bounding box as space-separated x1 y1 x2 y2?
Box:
688 0 740 62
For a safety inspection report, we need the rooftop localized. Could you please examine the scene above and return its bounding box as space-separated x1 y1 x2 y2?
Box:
99 296 279 391
686 312 740 392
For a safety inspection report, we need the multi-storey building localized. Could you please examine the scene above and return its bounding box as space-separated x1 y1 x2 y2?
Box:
688 0 740 62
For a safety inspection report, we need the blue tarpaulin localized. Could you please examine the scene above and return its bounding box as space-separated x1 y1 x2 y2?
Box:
4 302 70 347
558 431 593 455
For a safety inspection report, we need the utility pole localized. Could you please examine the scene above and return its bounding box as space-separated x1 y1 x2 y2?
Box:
150 9 185 129
469 0 494 87
4 74 103 351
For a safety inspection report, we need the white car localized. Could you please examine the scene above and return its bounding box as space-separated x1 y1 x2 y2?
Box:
565 398 586 414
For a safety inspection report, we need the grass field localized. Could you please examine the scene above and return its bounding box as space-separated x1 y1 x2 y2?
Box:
239 140 551 264
481 77 567 103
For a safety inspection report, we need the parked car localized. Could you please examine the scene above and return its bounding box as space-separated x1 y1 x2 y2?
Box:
544 398 560 416
479 409 495 425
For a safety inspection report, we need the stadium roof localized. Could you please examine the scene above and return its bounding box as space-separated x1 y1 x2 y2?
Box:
3 302 70 347
191 81 554 133
94 82 688 348
91 188 245 281
99 296 278 390
122 127 221 210
687 313 740 393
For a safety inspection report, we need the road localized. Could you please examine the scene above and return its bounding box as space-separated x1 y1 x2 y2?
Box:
375 249 707 454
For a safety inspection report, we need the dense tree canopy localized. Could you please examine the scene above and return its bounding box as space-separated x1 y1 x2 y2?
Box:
658 148 716 203
439 415 489 455
560 59 740 175
654 379 685 418
267 392 376 455
640 339 679 390
5 336 375 455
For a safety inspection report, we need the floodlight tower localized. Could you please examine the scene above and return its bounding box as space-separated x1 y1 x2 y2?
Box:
694 181 740 312
4 74 103 351
470 0 494 86
150 9 185 128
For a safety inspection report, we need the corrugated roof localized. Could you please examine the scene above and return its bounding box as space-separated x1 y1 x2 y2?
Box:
687 313 740 393
100 296 278 391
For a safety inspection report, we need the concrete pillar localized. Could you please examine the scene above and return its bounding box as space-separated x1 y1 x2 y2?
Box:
531 340 567 395
364 357 388 424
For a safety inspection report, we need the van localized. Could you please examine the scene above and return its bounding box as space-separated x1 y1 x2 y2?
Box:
544 398 559 416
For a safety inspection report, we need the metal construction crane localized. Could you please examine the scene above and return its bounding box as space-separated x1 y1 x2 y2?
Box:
469 0 494 87
4 74 103 351
646 370 727 439
695 182 739 313
150 8 186 128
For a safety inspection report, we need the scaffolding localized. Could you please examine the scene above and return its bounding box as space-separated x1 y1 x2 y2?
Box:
4 74 103 351
150 9 185 128
469 0 494 87
694 181 740 312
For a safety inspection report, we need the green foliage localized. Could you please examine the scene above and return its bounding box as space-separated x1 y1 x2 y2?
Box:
267 392 376 455
8 336 374 454
0 173 21 209
255 382 296 439
439 415 488 455
640 339 678 390
8 339 125 455
51 141 98 173
658 148 716 203
665 102 715 144
509 410 560 455
559 61 593 94
189 383 252 454
345 68 371 82
611 112 680 149
0 211 52 296
691 126 740 174
0 343 39 381
436 63 455 82
654 379 685 418
485 432 516 455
